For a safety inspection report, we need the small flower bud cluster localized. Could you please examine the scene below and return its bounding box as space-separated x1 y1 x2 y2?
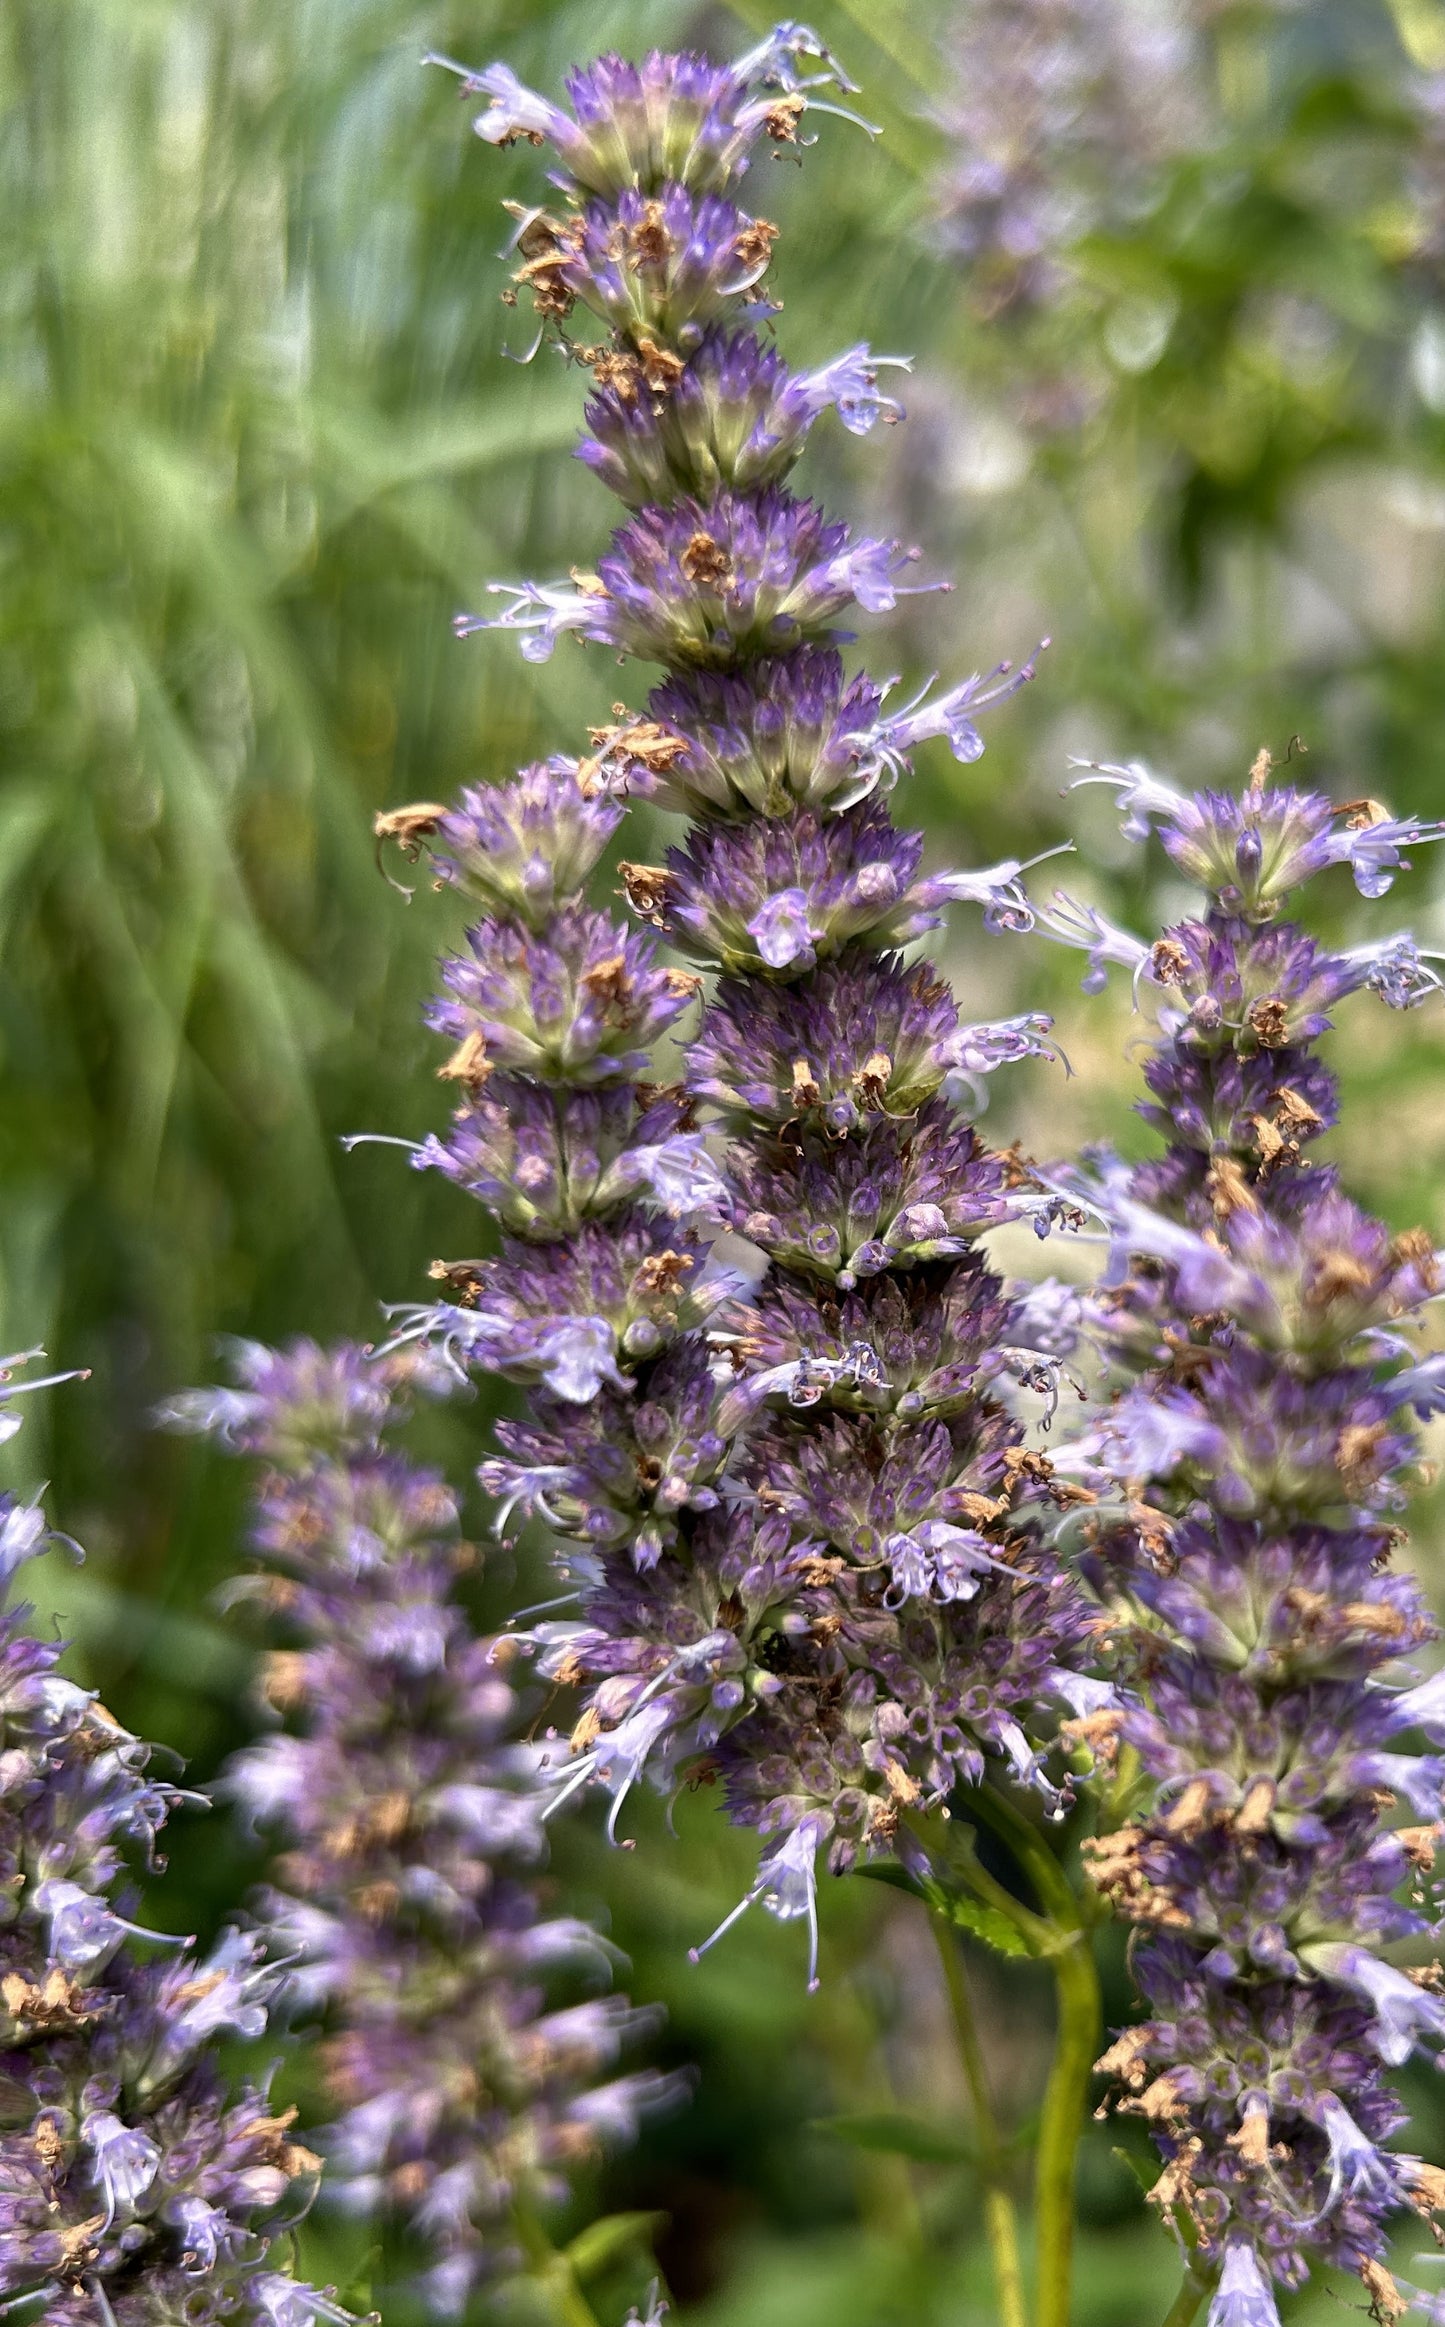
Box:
0 1368 346 2327
404 25 1107 1984
165 1341 677 2319
1039 765 1445 2323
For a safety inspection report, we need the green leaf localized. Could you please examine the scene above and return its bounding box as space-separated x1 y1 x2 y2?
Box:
564 2211 668 2284
935 1892 1035 1959
1111 2144 1158 2197
815 2111 974 2165
853 1836 1041 1953
336 2246 381 2310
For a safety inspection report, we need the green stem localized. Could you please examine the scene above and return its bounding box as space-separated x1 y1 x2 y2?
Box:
929 1913 1029 2327
970 1787 1102 2327
902 1792 1104 2327
1033 1928 1101 2327
1158 2267 1212 2327
969 1784 1081 1925
512 2202 604 2327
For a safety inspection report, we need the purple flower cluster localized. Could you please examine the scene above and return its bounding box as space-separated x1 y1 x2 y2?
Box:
578 329 911 509
395 24 1106 1988
1040 765 1445 2322
429 28 877 204
0 1366 346 2327
164 1341 677 2319
461 486 930 669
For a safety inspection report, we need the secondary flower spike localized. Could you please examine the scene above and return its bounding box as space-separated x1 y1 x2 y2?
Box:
164 1340 680 2321
1043 758 1445 2324
392 23 1103 1985
0 1363 348 2327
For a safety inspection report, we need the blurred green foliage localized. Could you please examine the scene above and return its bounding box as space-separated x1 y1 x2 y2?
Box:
10 0 1445 2319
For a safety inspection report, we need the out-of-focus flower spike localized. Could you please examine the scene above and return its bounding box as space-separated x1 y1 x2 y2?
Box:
0 1374 345 2324
184 1340 673 2314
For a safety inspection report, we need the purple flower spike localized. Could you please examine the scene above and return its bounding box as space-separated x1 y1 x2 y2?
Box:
385 17 1095 1999
721 1098 1047 1286
1071 749 1445 2314
636 645 1036 820
623 803 1055 977
685 952 966 1127
408 1079 718 1240
182 1342 680 2316
0 1372 345 2327
379 1212 744 1396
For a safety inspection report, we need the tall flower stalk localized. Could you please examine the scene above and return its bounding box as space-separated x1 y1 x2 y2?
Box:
164 1340 679 2322
1038 760 1445 2325
0 1362 348 2327
380 30 1112 2326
